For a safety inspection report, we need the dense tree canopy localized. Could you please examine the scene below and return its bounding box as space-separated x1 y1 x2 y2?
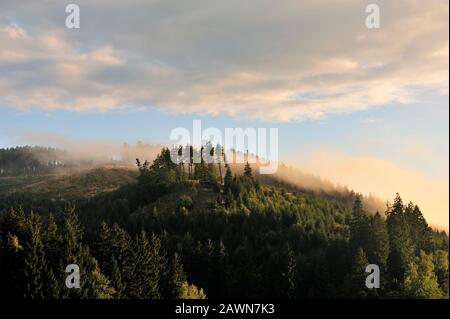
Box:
0 147 448 299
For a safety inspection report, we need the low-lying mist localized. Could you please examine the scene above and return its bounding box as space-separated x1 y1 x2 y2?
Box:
3 136 446 231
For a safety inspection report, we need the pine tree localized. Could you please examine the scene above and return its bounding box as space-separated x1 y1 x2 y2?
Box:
61 205 83 264
286 246 297 299
405 203 432 253
366 212 390 271
43 213 62 266
110 223 134 298
189 145 194 179
110 255 125 299
59 206 84 299
244 161 252 178
344 247 370 298
433 250 449 296
224 164 233 192
23 213 46 299
93 221 113 276
386 194 415 289
349 195 370 254
57 206 115 299
45 268 61 299
129 231 164 298
82 253 116 299
176 145 186 181
1 207 27 243
212 241 229 296
164 253 186 299
216 144 224 184
404 250 445 299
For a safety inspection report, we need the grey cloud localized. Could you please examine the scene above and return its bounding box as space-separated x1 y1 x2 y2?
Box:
0 0 448 120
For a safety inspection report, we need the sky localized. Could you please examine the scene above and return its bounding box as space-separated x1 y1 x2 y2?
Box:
0 0 448 228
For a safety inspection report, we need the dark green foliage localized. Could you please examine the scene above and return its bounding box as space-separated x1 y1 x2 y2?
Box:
386 194 416 290
128 231 164 298
285 245 297 299
343 248 371 298
23 213 46 299
109 256 125 298
163 253 187 299
404 250 445 298
0 147 447 299
367 212 390 271
349 196 390 275
244 161 253 178
224 164 233 194
136 149 177 202
433 250 449 296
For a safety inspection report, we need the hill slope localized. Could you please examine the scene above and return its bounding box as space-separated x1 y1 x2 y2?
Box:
0 147 448 299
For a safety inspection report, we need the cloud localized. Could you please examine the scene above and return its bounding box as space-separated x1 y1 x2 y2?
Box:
0 0 448 121
295 148 449 230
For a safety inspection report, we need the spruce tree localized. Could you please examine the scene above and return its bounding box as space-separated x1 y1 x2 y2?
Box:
129 231 164 298
349 195 370 254
404 250 445 298
286 246 297 299
110 223 134 297
110 255 125 298
224 164 233 192
386 194 415 289
367 212 390 271
163 253 186 299
23 213 46 299
344 247 370 298
433 250 449 296
244 162 252 178
93 221 113 276
43 213 62 267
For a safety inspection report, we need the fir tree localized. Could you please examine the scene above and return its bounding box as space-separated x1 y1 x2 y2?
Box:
165 253 186 299
366 212 390 271
129 231 164 298
404 250 445 299
386 194 415 289
224 164 233 192
109 255 125 299
244 161 252 178
286 246 297 299
23 213 46 299
344 247 370 298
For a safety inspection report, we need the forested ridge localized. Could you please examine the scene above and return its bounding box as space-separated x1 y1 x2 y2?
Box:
0 147 448 299
0 146 76 175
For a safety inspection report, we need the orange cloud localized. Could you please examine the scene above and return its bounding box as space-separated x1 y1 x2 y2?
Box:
294 149 449 230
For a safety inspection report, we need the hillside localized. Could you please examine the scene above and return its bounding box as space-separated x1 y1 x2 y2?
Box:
0 166 137 198
0 146 387 212
0 147 448 299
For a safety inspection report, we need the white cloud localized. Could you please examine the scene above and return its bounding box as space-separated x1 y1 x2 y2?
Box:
0 0 448 121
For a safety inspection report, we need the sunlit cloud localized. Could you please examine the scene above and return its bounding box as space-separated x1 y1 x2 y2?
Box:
0 0 448 121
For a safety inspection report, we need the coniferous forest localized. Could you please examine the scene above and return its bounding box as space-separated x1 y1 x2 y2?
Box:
0 146 448 299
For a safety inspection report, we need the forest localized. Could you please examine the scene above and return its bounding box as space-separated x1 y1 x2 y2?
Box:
0 146 448 299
